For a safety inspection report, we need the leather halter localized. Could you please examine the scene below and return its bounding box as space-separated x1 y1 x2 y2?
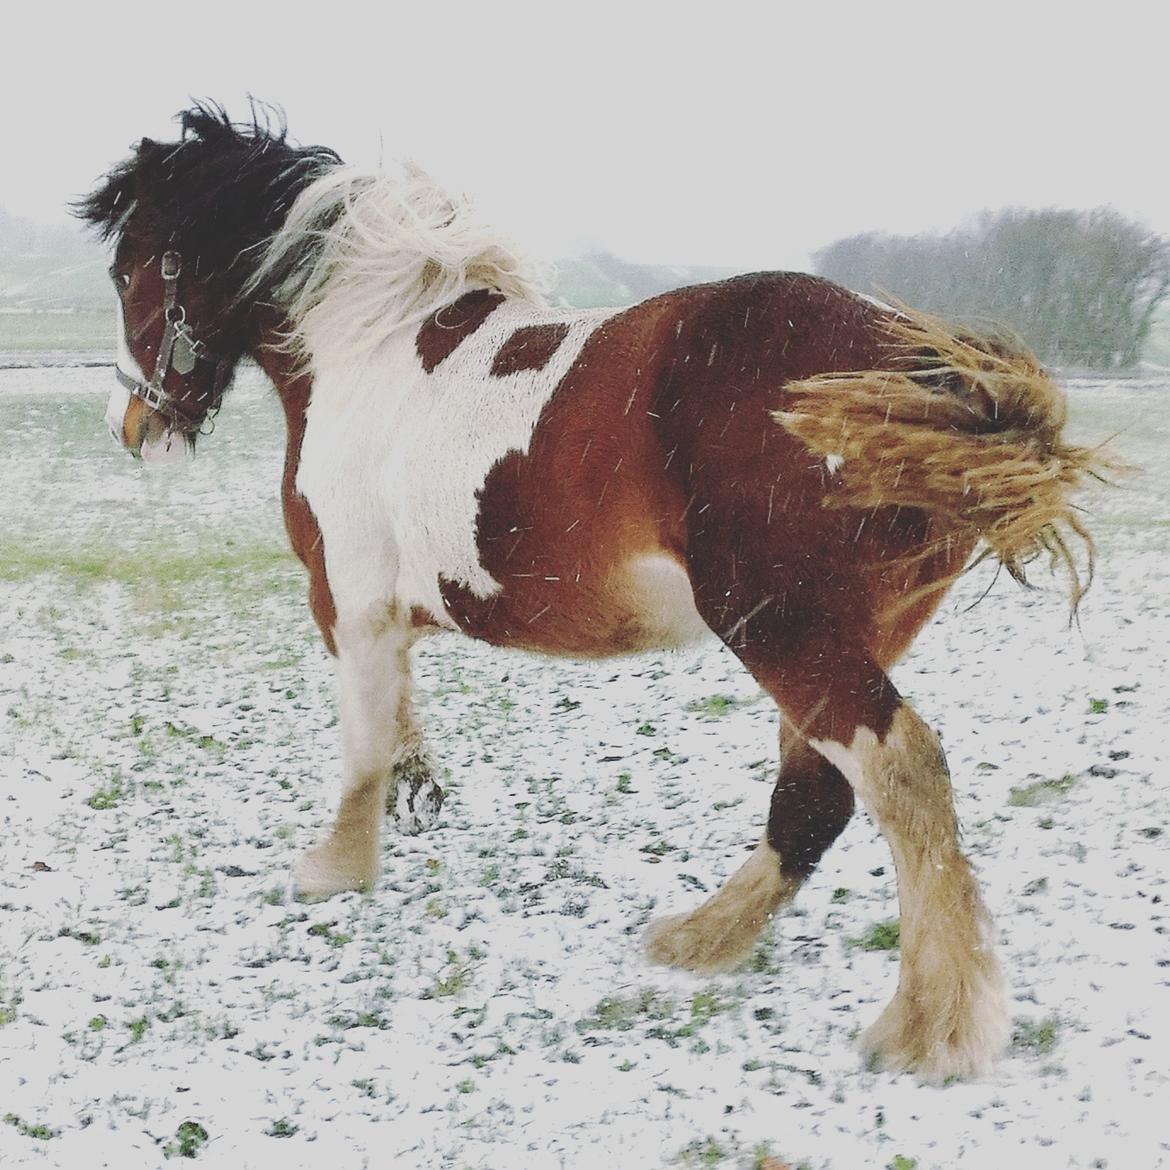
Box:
116 250 230 434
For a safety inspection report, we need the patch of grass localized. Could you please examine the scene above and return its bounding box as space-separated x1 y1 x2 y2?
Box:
1088 697 1109 715
577 989 674 1033
0 535 297 595
1012 1014 1062 1056
888 1158 919 1170
676 1136 729 1167
4 1113 60 1141
307 921 352 949
164 1120 209 1159
59 927 101 946
851 920 900 952
86 774 126 810
639 837 676 857
689 990 731 1026
685 694 751 718
430 948 478 998
1008 775 1077 808
265 1118 299 1138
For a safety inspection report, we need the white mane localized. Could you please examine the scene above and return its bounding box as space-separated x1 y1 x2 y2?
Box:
257 163 551 364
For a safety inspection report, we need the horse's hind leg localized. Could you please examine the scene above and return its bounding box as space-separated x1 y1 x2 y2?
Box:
650 629 1008 1079
811 695 1010 1080
643 719 854 973
757 639 1007 1079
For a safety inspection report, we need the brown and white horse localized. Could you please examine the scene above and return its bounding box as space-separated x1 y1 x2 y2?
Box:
80 104 1103 1082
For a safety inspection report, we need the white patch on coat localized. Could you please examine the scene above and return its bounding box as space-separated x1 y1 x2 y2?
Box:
809 727 874 792
296 295 614 623
620 553 710 650
824 453 845 475
106 305 143 443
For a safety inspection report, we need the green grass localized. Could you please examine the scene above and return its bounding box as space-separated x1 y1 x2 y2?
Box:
163 1120 210 1159
1008 775 1077 808
0 309 114 353
851 920 901 952
1012 1014 1062 1056
0 537 296 590
684 693 753 718
4 1113 60 1141
577 989 675 1033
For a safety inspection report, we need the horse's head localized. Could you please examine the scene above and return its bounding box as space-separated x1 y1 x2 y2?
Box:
77 103 342 461
104 226 241 461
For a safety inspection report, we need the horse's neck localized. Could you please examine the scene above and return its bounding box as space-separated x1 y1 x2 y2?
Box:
250 329 313 476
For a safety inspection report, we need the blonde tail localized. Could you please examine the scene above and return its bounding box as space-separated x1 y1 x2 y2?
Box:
774 306 1112 609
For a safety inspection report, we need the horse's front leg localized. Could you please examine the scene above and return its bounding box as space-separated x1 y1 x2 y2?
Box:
387 683 445 835
294 608 412 901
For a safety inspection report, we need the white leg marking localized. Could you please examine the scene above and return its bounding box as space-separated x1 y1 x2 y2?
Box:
643 837 798 974
812 711 1009 1081
294 611 410 901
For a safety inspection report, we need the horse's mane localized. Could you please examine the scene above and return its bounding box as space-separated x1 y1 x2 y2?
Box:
252 164 551 366
75 101 343 308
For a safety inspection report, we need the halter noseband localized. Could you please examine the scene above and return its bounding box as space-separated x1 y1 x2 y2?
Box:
116 250 231 434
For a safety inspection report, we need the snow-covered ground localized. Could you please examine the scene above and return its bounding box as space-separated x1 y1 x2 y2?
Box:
1 368 1167 1170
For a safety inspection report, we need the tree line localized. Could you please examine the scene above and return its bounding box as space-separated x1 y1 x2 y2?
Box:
814 207 1170 371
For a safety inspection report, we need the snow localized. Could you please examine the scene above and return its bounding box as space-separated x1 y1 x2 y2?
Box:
0 368 1167 1169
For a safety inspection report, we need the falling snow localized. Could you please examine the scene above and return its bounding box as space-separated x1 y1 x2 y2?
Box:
0 368 1167 1169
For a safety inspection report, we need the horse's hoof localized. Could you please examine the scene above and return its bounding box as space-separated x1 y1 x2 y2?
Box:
389 756 444 835
642 910 753 975
860 970 1010 1082
292 842 377 902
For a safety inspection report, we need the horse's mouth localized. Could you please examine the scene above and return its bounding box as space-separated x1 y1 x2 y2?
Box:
139 428 190 464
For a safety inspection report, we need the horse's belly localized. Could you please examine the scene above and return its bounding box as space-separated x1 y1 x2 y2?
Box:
441 550 711 657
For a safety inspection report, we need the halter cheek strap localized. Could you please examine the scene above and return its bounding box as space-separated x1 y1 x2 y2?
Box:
116 250 230 434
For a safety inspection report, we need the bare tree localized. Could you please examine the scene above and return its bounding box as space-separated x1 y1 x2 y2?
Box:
815 208 1170 371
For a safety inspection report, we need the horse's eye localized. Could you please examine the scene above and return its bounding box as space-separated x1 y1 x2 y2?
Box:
111 271 131 291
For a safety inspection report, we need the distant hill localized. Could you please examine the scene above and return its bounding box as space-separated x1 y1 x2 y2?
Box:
552 252 739 309
0 211 110 311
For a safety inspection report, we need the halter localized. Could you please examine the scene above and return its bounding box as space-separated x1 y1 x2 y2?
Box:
116 250 231 434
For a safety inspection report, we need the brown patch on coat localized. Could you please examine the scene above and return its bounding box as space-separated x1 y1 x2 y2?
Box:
415 288 505 373
489 322 571 376
438 273 972 682
257 346 338 655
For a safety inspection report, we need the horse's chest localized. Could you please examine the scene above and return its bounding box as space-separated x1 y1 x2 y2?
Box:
297 307 611 621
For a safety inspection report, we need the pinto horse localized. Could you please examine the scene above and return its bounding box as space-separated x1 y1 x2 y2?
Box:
79 104 1102 1082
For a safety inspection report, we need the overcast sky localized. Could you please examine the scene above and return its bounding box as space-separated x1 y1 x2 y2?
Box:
5 1 1164 272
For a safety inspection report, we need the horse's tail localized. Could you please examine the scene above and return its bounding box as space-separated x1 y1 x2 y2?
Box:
774 305 1112 609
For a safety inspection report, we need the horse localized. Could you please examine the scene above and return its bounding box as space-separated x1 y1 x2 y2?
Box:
78 103 1103 1082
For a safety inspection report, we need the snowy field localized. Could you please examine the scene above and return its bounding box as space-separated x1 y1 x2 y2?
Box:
1 367 1167 1170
